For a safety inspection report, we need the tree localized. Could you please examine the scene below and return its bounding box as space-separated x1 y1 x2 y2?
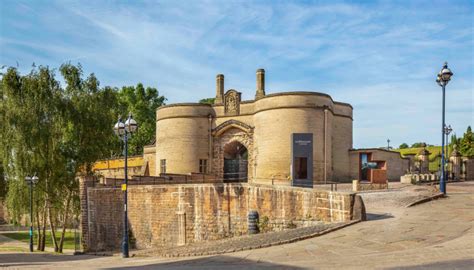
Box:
57 63 120 252
116 83 166 156
0 66 65 249
0 64 128 252
459 126 474 157
199 97 215 104
411 142 425 148
0 63 167 252
399 143 409 149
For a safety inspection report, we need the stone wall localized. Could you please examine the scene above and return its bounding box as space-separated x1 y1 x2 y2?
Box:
463 158 474 180
155 92 353 185
92 156 146 180
349 149 409 181
82 183 361 252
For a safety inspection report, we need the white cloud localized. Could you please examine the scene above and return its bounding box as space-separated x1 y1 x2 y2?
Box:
2 0 472 147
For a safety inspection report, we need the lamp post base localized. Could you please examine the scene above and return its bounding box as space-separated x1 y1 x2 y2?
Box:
122 241 129 258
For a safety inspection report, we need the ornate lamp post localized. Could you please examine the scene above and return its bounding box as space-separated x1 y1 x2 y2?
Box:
25 175 39 252
113 113 138 258
436 62 453 194
444 124 453 179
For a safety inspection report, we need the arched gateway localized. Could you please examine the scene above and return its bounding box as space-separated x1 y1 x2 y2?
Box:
212 120 254 182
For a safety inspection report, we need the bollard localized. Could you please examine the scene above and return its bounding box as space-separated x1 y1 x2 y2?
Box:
248 210 259 234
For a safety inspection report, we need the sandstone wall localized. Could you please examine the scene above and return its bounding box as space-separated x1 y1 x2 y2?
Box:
143 145 156 176
349 150 410 181
156 104 212 174
93 156 145 179
332 115 353 182
84 183 358 252
154 92 352 184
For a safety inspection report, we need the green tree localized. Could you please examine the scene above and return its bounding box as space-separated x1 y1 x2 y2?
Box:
0 64 124 253
411 142 425 148
199 97 215 104
117 83 166 155
459 126 474 157
0 66 65 249
399 143 409 149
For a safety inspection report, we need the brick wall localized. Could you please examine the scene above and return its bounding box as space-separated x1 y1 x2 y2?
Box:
83 183 360 252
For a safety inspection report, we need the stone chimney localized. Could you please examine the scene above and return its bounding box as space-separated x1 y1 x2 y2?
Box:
255 69 265 100
215 74 224 104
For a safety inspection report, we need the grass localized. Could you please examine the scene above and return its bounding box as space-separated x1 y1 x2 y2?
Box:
394 146 453 172
3 230 79 250
395 146 444 158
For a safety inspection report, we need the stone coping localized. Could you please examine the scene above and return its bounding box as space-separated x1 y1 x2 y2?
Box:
405 193 445 208
88 182 356 195
157 91 352 111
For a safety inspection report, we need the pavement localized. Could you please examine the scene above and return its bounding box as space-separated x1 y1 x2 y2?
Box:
0 181 472 269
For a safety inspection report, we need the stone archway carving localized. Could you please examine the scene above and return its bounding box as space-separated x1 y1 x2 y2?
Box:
212 121 254 181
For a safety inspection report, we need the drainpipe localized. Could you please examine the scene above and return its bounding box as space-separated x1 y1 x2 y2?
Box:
324 108 328 184
208 114 213 173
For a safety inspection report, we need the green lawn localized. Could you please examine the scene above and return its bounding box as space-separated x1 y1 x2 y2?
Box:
4 230 79 250
394 146 453 172
394 146 444 158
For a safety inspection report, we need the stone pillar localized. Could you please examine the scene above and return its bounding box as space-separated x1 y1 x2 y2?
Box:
450 147 462 180
352 180 359 192
418 148 430 174
255 69 265 100
176 211 186 246
215 74 224 104
79 175 95 252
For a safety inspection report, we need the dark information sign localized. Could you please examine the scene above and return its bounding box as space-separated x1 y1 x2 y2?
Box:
291 133 313 188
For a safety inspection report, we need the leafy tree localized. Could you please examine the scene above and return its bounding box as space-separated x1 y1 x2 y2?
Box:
399 143 409 149
199 97 215 104
0 63 167 252
116 83 166 155
0 66 65 247
411 142 425 148
459 126 474 157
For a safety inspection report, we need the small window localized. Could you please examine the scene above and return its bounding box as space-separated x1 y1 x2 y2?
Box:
199 159 208 174
294 157 308 179
160 159 166 174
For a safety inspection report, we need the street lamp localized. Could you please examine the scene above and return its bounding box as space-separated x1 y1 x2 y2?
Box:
25 175 39 252
387 139 391 150
436 62 453 194
444 124 453 179
113 113 138 258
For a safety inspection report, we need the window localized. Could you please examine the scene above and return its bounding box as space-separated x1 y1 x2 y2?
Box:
199 159 208 174
160 159 166 174
294 157 308 179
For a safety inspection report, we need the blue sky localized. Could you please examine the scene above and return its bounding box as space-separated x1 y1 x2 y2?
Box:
1 0 472 148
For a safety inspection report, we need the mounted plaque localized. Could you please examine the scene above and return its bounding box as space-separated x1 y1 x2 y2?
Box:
224 89 241 116
291 133 313 188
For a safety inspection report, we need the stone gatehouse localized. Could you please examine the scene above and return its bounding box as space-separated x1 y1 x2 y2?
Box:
145 69 409 185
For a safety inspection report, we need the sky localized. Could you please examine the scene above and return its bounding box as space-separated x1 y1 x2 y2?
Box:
0 0 472 148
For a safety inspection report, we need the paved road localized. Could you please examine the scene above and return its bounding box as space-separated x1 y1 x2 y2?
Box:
0 182 473 269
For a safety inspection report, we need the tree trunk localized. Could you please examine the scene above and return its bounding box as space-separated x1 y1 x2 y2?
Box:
47 204 59 252
35 208 41 251
40 205 47 251
58 190 72 253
